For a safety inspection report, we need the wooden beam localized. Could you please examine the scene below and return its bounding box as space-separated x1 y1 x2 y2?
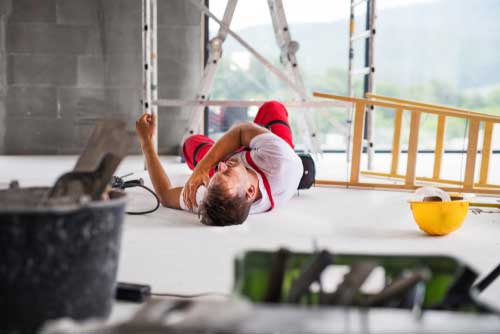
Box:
350 102 366 183
362 171 407 179
463 120 481 190
479 122 494 185
315 180 500 196
433 115 446 179
313 91 500 123
360 170 500 189
405 111 421 186
367 93 480 115
391 109 403 175
316 180 418 190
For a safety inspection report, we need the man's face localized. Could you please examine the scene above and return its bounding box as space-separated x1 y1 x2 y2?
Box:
208 157 249 196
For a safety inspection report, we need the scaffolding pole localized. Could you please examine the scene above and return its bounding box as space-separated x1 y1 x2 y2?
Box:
142 0 158 153
155 99 348 108
364 0 376 170
183 0 345 155
151 0 158 151
267 0 322 154
183 0 238 139
347 0 376 169
145 0 348 155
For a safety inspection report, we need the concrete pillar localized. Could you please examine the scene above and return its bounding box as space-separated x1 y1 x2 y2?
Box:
2 0 202 155
0 0 11 154
155 0 203 154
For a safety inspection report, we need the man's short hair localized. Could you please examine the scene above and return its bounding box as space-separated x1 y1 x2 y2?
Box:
199 182 251 226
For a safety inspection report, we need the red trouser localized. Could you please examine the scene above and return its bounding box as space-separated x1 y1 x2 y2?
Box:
182 101 294 173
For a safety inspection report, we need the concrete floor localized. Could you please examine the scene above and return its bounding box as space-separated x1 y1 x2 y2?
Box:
1 153 500 315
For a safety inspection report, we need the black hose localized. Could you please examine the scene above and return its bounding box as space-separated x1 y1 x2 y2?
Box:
475 262 500 293
125 184 160 215
111 176 161 215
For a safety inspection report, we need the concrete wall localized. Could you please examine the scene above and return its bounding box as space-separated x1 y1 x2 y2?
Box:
0 0 10 154
0 0 202 154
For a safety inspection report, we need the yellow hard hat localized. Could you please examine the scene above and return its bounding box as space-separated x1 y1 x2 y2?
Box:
409 188 469 236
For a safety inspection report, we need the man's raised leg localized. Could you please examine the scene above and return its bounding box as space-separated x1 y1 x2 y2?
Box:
182 134 215 171
253 101 294 148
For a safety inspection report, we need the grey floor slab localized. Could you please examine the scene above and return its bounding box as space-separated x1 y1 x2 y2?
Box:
1 153 499 316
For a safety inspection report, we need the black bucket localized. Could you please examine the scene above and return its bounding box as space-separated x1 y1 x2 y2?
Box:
0 187 126 333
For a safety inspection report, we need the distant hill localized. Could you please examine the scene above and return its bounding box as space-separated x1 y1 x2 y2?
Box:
222 0 500 90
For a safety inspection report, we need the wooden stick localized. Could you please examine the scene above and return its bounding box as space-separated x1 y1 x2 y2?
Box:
479 122 494 185
405 111 421 186
313 92 500 123
433 115 446 179
362 171 407 179
350 102 366 183
391 109 403 175
316 180 418 190
315 180 500 196
469 202 500 209
463 120 480 190
360 171 500 189
367 93 500 122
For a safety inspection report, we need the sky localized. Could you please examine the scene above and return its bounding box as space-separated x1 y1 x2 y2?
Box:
210 0 436 31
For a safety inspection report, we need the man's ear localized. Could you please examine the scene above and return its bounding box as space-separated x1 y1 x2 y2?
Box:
245 184 257 202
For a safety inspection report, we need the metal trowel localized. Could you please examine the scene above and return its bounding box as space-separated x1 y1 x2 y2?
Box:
47 120 133 201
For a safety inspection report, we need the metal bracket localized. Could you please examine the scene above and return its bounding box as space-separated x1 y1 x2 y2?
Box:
180 0 340 155
183 0 238 141
267 0 323 154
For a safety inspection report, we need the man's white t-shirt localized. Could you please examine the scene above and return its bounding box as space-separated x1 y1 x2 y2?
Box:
180 132 303 214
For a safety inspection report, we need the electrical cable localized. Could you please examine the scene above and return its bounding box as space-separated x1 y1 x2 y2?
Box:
125 184 160 215
150 292 231 299
111 175 160 215
115 282 231 302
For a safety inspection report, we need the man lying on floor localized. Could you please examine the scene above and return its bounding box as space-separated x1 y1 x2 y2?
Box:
136 101 303 226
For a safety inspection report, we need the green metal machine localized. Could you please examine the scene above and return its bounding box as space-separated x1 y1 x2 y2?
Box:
233 249 498 314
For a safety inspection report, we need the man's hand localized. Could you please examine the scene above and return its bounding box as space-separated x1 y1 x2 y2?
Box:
181 123 268 210
183 168 210 210
135 113 156 146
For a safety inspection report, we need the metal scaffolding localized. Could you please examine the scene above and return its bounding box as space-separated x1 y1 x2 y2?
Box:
347 0 376 169
141 0 349 155
142 0 158 152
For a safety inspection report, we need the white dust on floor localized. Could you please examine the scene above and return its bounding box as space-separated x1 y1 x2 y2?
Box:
1 154 499 310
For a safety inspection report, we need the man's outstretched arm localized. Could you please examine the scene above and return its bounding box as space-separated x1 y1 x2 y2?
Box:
136 113 182 209
183 122 268 209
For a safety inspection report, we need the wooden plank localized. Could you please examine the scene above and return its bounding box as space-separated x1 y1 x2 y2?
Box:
350 102 366 183
74 120 130 172
316 180 418 190
367 93 480 115
405 111 421 186
315 180 500 196
474 183 500 190
463 120 480 189
416 176 462 186
362 171 406 179
362 172 500 188
469 202 500 209
479 122 494 185
433 115 446 179
360 171 500 189
391 109 403 175
313 92 500 123
49 120 132 201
